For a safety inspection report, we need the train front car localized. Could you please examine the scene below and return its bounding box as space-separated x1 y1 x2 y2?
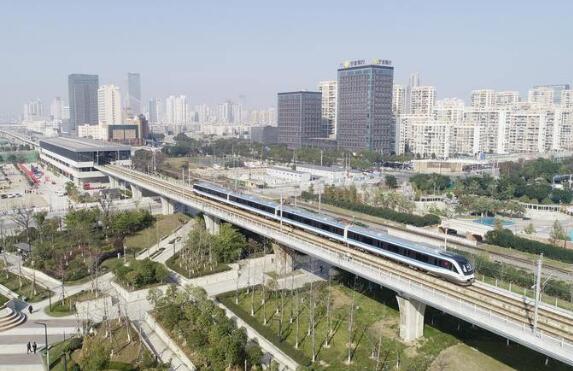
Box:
440 252 475 285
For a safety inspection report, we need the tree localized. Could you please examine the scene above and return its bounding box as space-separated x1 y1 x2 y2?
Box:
524 223 536 235
384 175 398 189
78 335 110 370
12 207 34 244
549 220 569 248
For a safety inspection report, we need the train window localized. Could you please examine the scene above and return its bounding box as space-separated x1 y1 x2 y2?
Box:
415 252 428 263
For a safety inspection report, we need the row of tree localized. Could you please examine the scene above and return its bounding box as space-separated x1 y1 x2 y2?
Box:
150 285 263 370
485 228 573 263
171 218 247 278
303 185 440 227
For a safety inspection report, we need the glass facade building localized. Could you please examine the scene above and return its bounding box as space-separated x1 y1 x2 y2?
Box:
277 91 324 149
336 61 394 153
127 72 142 116
68 74 99 131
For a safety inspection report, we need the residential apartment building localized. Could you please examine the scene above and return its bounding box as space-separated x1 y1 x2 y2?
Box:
98 84 122 126
318 80 337 138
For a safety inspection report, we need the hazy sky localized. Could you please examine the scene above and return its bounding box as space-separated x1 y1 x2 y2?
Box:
1 0 571 116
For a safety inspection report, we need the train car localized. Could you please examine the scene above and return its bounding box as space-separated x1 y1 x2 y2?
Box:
192 182 474 285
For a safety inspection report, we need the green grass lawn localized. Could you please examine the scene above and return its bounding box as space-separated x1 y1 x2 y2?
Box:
44 290 102 317
219 278 573 371
165 252 231 279
0 270 51 303
124 213 189 255
0 293 8 306
220 282 424 369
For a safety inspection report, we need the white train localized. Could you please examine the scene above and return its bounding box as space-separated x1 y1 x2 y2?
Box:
193 182 475 285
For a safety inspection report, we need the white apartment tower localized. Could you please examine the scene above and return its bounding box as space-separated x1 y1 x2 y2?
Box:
470 89 496 109
495 91 520 107
23 99 44 121
165 95 188 125
409 86 436 115
50 97 65 121
562 90 573 110
318 80 337 138
98 84 122 125
528 87 554 107
392 84 406 115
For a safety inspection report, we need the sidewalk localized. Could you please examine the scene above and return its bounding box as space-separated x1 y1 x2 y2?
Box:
136 220 194 263
135 319 194 371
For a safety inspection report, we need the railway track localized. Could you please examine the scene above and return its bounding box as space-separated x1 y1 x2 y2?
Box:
104 165 573 345
299 201 573 278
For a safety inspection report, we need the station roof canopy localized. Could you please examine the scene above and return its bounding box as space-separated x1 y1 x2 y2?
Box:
39 137 131 153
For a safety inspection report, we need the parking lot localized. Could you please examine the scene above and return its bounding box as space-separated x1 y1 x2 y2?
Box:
0 164 47 212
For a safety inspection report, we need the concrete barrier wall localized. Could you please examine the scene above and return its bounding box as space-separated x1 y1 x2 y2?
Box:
0 284 18 300
405 225 477 247
216 301 298 371
110 280 170 303
144 313 196 370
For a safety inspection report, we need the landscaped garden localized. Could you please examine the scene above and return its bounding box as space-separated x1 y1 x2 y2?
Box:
166 217 252 279
44 289 102 317
149 285 264 370
47 319 167 371
15 207 165 284
0 262 51 302
218 270 572 370
112 258 169 291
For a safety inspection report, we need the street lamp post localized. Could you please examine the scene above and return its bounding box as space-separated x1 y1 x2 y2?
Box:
35 321 49 366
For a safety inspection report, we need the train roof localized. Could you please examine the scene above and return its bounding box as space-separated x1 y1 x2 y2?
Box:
347 224 450 258
194 181 467 262
281 205 346 227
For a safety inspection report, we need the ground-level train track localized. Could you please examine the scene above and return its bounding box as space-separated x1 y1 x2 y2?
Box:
105 165 573 346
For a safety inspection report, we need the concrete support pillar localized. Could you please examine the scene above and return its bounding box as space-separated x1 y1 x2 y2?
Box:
396 295 426 342
203 214 221 235
130 184 143 201
160 196 175 215
271 243 294 274
109 176 119 189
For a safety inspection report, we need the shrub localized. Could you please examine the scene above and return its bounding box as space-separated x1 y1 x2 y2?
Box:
485 229 573 263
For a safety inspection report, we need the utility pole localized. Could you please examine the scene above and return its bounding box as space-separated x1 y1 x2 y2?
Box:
533 253 543 334
280 193 283 230
36 322 49 366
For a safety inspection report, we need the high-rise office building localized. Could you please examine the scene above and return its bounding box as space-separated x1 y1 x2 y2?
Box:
277 91 323 149
68 74 99 131
318 80 337 138
98 84 122 125
127 73 141 116
336 59 394 153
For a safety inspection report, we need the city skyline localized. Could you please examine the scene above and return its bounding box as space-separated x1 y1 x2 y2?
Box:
1 1 572 118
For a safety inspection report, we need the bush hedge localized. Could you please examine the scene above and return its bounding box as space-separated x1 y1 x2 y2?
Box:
485 229 573 263
475 256 572 301
323 196 441 227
